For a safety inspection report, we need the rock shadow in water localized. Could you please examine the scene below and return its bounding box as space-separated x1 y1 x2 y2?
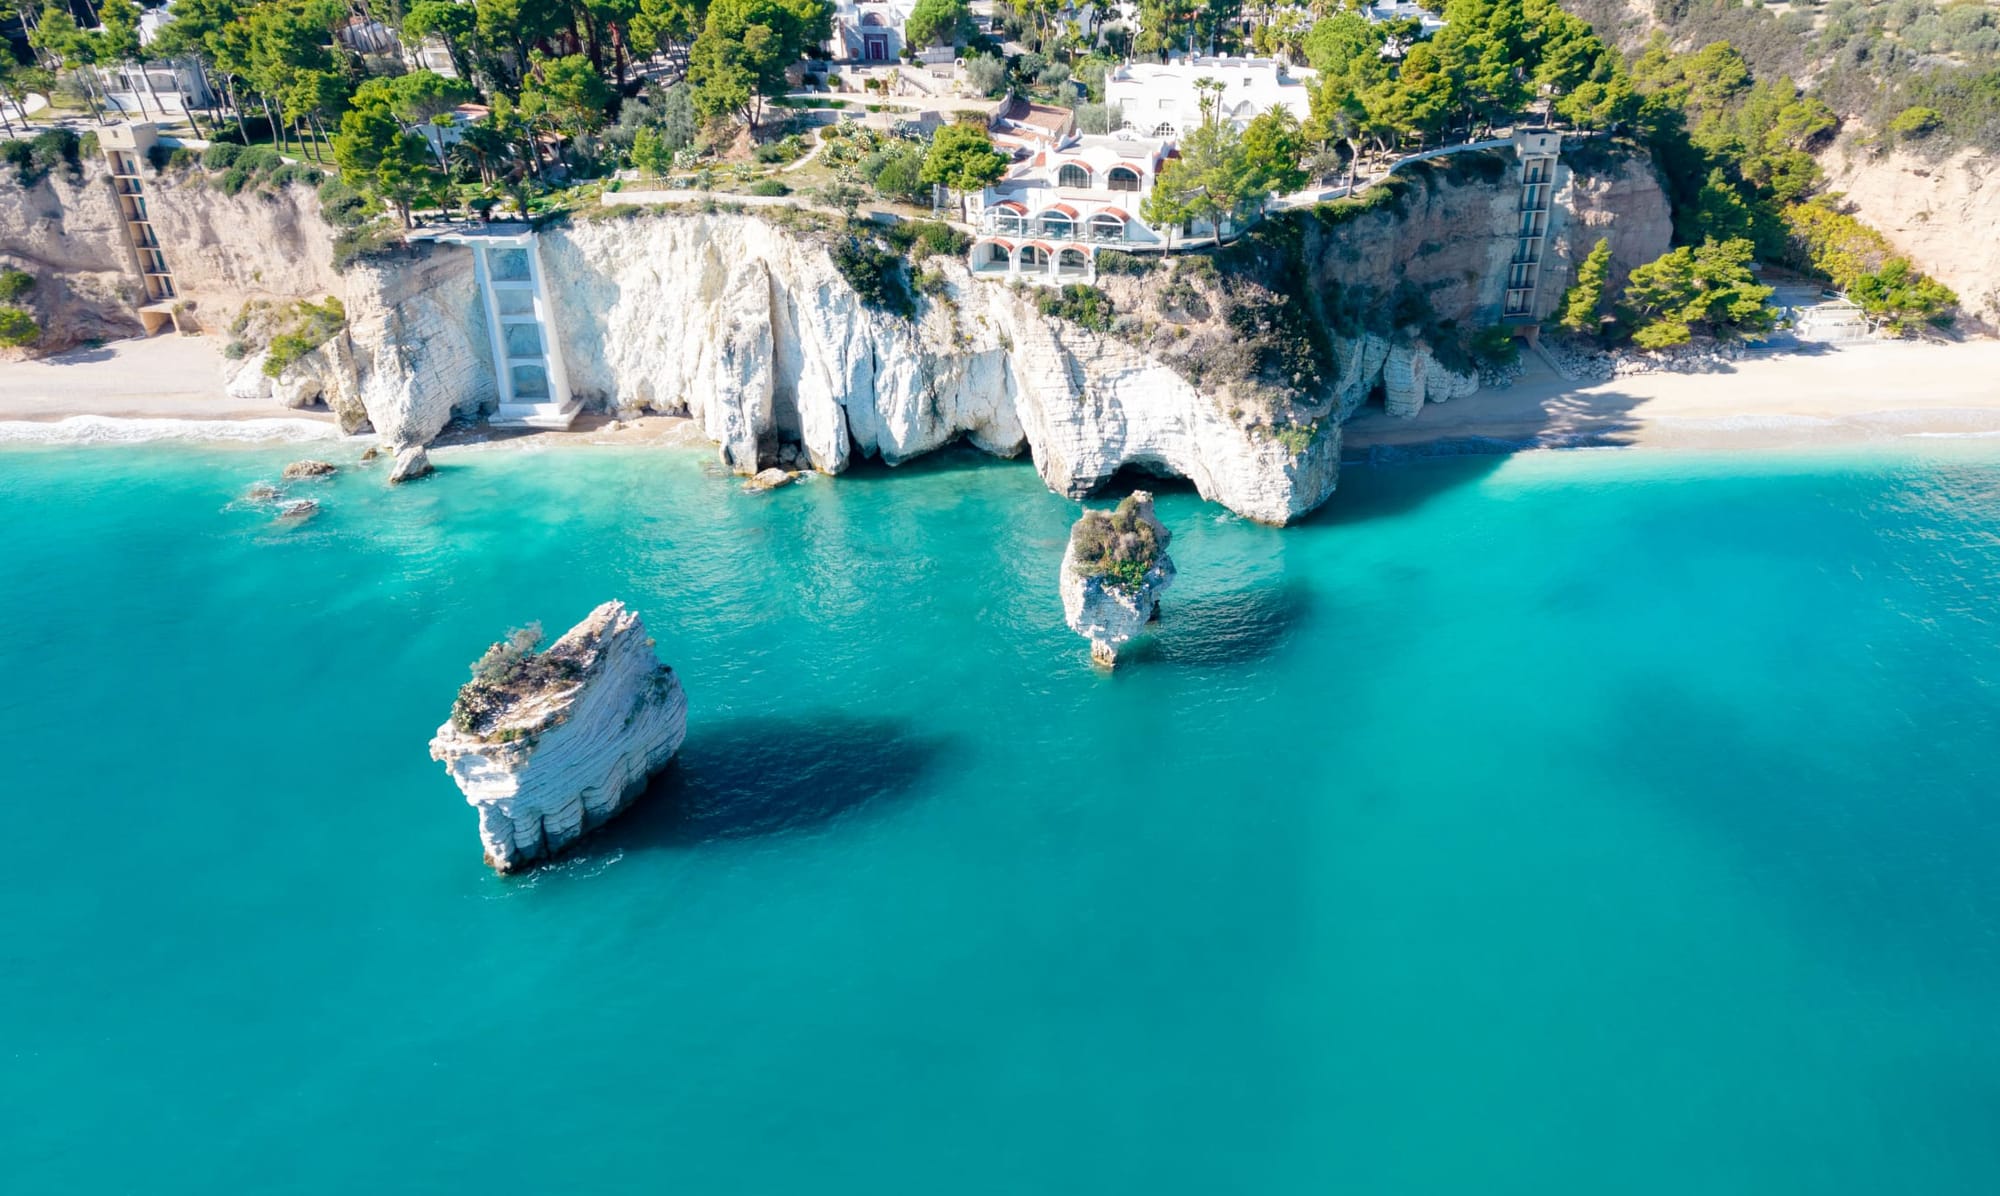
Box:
596 713 952 851
1123 580 1314 669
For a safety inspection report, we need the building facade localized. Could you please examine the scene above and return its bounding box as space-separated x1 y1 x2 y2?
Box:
1105 56 1314 139
828 0 915 63
965 131 1176 283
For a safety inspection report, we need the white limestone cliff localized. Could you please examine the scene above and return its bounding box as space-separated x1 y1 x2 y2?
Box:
429 601 688 874
1060 492 1177 667
1383 342 1479 418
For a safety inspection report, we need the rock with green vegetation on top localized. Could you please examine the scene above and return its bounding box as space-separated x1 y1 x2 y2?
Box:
429 602 689 874
1059 492 1176 667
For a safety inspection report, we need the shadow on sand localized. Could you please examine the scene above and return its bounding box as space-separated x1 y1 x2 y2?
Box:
590 712 954 853
1122 579 1315 669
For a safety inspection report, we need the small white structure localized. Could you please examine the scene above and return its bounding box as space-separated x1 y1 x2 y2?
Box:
1105 56 1314 139
1361 0 1447 37
966 131 1176 284
435 228 579 429
829 0 916 63
989 95 1076 153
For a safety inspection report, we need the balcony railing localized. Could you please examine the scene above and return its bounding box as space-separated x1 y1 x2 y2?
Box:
978 216 1134 244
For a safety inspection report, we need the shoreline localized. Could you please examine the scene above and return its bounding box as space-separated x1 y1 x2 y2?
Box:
7 334 2000 461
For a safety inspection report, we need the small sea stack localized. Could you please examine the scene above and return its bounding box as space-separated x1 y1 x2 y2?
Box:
388 445 433 484
1060 491 1176 668
429 601 689 874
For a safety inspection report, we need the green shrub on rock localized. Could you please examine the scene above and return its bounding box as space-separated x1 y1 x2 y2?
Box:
1071 494 1170 593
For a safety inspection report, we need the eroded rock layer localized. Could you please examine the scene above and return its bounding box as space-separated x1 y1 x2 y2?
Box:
429 601 688 873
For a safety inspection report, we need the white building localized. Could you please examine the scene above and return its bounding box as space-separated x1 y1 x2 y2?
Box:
92 2 213 116
1105 56 1315 139
1361 1 1447 37
828 0 915 63
965 131 1176 283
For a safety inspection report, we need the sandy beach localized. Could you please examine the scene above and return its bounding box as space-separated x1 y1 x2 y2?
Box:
6 332 2000 453
1342 339 2000 454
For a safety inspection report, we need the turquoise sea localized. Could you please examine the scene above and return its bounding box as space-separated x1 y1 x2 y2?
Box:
3 440 2000 1193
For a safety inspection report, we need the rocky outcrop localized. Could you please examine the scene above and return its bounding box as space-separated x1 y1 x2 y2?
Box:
281 459 336 479
1383 343 1479 418
476 214 1344 522
0 161 341 352
388 445 433 483
429 602 688 874
1825 140 2000 332
1059 492 1176 667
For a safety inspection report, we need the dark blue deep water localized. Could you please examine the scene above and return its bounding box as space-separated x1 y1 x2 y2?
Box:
3 442 1999 1193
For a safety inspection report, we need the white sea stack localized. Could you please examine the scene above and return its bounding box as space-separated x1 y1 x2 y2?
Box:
1060 491 1176 668
429 601 689 873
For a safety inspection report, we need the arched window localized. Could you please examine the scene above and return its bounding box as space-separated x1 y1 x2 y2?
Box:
861 12 886 24
1151 123 1176 138
986 243 1011 265
1057 248 1089 274
1089 213 1125 241
1058 164 1091 189
1038 212 1074 238
1019 245 1047 267
1107 166 1141 192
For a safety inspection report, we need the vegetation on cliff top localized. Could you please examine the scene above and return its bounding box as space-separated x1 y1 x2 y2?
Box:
1071 495 1170 596
450 623 586 739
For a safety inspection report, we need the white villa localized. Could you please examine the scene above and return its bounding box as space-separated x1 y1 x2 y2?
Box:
1105 56 1314 139
828 0 916 63
966 131 1176 283
91 3 212 116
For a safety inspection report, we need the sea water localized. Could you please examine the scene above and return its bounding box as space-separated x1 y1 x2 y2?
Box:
2 441 1998 1194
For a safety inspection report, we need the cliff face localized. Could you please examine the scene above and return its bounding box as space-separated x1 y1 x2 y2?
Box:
1825 140 2000 332
6 143 1672 519
490 212 1345 522
429 601 689 874
0 162 341 349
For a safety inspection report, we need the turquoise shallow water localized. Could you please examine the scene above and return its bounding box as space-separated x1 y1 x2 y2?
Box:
4 441 2000 1193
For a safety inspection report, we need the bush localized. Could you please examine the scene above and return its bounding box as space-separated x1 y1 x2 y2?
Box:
1070 493 1169 593
317 177 372 227
1035 284 1115 332
0 268 33 303
747 178 790 196
0 305 38 347
4 129 81 186
147 143 172 172
1888 106 1945 140
963 53 1008 98
886 219 970 260
202 142 244 170
332 223 400 273
1470 325 1520 368
832 234 915 317
167 147 198 171
1094 249 1154 276
260 296 347 376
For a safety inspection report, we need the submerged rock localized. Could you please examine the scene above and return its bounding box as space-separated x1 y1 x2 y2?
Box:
282 459 338 480
429 601 689 874
276 498 318 521
244 481 281 503
1059 491 1176 667
387 445 433 484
